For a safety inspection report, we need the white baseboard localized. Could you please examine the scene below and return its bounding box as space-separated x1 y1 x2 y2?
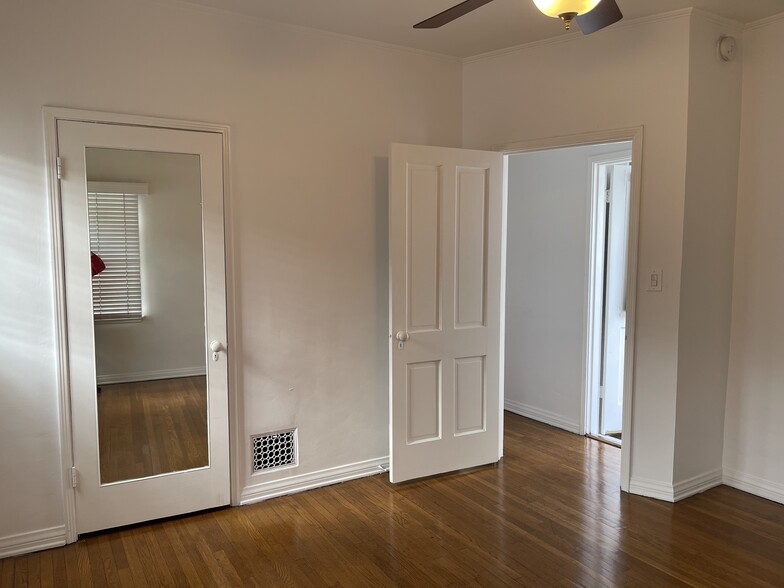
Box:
239 457 388 505
723 468 784 505
629 476 676 502
0 526 66 559
673 468 723 502
96 366 206 385
504 399 581 434
629 468 723 503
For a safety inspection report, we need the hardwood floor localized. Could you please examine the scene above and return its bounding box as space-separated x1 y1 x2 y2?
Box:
4 412 784 587
98 376 208 483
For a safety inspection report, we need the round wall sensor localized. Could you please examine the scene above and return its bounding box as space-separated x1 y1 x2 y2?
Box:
717 35 738 62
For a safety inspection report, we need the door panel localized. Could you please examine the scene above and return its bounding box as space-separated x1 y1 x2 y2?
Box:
454 356 485 435
389 143 504 483
407 361 442 443
455 167 488 328
58 120 229 534
407 164 442 332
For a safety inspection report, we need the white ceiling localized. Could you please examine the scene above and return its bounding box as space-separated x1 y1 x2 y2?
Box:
180 0 784 57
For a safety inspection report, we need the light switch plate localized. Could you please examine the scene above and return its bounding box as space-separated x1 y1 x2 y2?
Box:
646 269 663 292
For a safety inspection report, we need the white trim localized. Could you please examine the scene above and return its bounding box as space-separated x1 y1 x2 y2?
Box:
622 132 643 495
495 127 642 154
690 9 744 32
220 122 242 508
672 468 723 502
0 526 67 559
497 126 643 495
43 108 79 545
464 9 693 64
43 106 235 543
504 400 580 435
96 366 207 386
745 11 784 32
498 155 509 458
629 477 675 502
723 468 784 505
240 457 388 505
43 106 233 135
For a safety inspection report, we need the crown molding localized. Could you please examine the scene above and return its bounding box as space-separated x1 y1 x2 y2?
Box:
745 11 784 32
464 8 694 64
690 8 743 33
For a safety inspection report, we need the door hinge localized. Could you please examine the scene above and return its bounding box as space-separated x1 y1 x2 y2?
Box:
599 385 605 399
605 189 611 204
70 466 79 488
56 157 63 180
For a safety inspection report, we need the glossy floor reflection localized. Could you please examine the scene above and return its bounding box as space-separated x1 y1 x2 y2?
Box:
5 412 784 586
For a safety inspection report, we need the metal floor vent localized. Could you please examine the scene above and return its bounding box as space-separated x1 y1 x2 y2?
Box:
252 429 297 473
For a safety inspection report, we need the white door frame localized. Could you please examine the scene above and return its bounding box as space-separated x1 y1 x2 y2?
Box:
43 107 238 543
495 127 643 493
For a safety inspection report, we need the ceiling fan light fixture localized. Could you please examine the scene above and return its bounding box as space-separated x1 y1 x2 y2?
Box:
532 0 602 28
413 0 622 34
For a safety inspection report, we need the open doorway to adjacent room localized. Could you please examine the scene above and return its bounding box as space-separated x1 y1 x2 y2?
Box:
502 134 638 484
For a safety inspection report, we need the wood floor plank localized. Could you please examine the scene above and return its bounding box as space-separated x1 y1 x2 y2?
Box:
114 529 148 588
11 560 26 588
168 519 215 588
95 536 121 588
294 490 399 587
158 521 206 588
0 559 13 587
5 412 784 587
39 549 55 588
134 526 178 588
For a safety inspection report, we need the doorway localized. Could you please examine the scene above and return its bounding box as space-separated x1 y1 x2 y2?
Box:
499 129 642 492
586 154 632 446
386 132 641 491
45 109 232 539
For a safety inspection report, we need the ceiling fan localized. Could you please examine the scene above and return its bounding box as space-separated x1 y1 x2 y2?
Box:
414 0 623 34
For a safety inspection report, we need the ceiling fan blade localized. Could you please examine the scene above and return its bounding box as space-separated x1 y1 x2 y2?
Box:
414 0 496 29
575 0 623 35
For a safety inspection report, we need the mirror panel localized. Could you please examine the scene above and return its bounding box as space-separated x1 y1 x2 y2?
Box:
85 148 208 484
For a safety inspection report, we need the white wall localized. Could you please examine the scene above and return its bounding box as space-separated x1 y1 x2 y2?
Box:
464 13 692 490
673 12 743 489
723 14 784 503
87 149 206 383
505 143 631 433
0 0 462 546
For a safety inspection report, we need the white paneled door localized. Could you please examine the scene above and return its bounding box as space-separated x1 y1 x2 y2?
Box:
389 143 505 483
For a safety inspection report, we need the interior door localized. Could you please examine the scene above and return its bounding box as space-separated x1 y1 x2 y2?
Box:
389 143 505 483
58 120 230 534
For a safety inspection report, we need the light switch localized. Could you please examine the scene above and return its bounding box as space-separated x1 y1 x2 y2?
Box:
646 269 663 292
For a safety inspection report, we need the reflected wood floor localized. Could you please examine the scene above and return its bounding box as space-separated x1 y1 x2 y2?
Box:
4 412 784 586
98 376 208 483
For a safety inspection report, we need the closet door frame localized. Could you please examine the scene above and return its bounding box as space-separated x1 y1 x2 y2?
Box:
43 106 239 543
